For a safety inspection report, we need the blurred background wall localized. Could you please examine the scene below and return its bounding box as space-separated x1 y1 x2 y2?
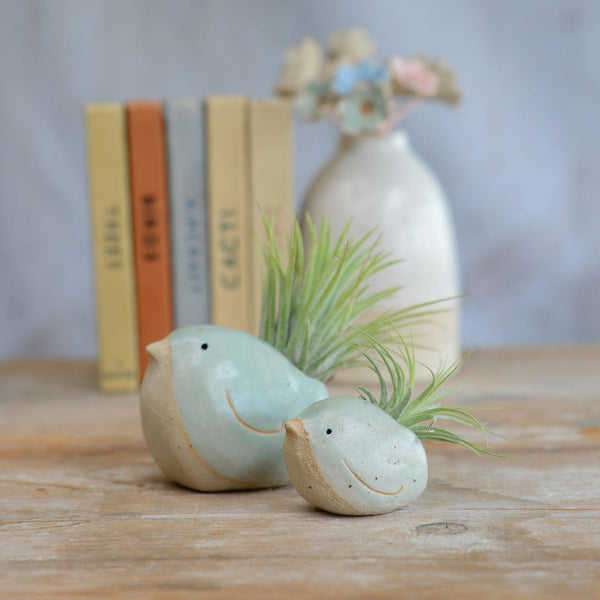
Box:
0 0 598 360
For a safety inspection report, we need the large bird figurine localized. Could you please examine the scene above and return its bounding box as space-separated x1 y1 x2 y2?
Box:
141 325 327 491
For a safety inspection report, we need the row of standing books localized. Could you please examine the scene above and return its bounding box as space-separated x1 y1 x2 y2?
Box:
85 97 293 392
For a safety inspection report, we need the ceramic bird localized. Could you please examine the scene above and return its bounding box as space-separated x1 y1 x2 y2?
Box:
283 332 500 515
140 217 435 492
284 397 428 515
140 325 327 491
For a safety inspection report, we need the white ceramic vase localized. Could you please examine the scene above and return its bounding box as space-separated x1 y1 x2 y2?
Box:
302 130 461 377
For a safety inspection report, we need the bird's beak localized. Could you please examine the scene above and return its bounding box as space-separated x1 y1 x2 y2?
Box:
285 418 308 439
146 339 170 364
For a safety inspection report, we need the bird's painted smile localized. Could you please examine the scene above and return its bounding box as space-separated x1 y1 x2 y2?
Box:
225 391 284 435
343 459 405 496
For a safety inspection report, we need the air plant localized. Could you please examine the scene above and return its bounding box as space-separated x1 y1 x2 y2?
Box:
260 214 441 381
355 330 499 455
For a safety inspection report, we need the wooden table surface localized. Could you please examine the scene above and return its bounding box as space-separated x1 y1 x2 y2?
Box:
1 348 599 599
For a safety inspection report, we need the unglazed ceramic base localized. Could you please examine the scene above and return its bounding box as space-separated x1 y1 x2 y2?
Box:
140 326 328 491
283 397 428 515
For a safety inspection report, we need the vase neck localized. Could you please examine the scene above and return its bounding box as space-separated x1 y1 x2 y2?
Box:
338 130 410 153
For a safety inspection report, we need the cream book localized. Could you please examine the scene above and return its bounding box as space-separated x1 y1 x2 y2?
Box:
248 99 294 335
206 96 253 332
85 103 139 392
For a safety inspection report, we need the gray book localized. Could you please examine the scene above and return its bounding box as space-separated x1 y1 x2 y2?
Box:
165 99 211 327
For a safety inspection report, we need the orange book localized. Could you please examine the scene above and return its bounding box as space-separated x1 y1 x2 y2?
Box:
127 101 174 378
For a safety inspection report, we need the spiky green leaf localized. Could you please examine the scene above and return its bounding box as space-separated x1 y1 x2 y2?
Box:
259 213 435 381
354 328 505 456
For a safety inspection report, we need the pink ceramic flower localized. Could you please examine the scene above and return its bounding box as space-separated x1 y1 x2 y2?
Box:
389 57 439 98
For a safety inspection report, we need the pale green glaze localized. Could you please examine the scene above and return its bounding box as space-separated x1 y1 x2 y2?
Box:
143 325 328 490
284 397 428 515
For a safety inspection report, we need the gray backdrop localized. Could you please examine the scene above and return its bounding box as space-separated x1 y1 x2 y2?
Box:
1 0 598 359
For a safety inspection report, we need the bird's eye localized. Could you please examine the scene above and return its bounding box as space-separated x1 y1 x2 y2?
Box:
326 428 332 435
201 343 209 350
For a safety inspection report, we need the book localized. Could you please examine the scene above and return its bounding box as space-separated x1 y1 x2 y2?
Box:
127 101 174 377
248 99 294 335
205 96 253 333
165 99 211 328
84 103 139 392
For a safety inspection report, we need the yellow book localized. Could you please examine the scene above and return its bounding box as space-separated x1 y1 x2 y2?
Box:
85 103 139 392
206 97 253 332
248 99 294 335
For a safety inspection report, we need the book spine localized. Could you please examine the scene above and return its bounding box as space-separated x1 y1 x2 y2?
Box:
84 103 139 392
127 101 174 377
165 99 211 328
206 96 253 333
248 99 294 335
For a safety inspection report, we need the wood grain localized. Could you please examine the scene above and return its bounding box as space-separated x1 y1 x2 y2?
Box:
1 348 599 599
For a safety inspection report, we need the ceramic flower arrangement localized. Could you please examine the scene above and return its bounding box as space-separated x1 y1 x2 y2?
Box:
275 27 461 135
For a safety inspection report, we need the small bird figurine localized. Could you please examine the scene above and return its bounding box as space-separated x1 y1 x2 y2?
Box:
283 331 499 515
284 397 428 515
141 325 327 491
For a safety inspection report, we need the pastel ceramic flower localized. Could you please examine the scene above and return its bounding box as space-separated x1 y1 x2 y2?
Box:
332 61 389 95
337 83 389 135
318 56 345 80
417 56 462 104
294 80 333 120
275 37 323 96
328 27 376 63
389 57 439 98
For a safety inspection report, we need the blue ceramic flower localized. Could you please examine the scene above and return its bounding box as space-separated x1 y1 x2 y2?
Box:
337 83 389 134
332 61 388 95
294 80 333 120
